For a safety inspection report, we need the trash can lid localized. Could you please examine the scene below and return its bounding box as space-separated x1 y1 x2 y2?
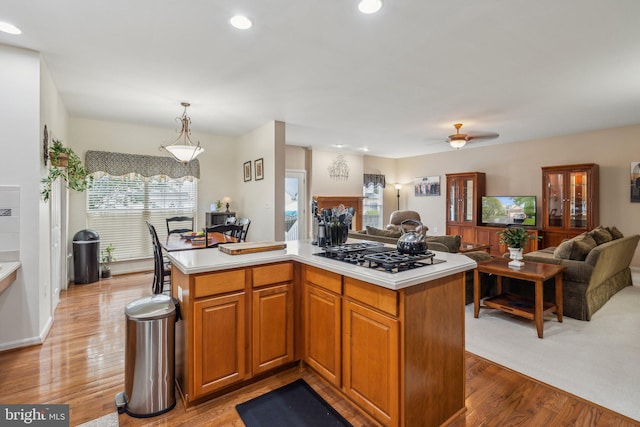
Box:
125 294 176 320
73 229 100 242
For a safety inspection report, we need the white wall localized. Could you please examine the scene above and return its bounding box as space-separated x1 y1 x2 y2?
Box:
237 121 285 242
310 151 363 197
0 45 46 350
370 124 640 267
68 117 237 274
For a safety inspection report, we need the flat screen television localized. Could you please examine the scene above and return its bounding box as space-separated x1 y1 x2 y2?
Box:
481 196 536 226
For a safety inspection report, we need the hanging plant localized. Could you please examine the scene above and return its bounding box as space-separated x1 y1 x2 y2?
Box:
41 139 93 202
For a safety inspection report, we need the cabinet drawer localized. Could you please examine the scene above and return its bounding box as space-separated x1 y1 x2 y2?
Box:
252 263 293 288
194 270 245 298
344 277 398 317
305 265 342 294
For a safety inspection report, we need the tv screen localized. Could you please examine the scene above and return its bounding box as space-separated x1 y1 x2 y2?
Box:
481 196 536 226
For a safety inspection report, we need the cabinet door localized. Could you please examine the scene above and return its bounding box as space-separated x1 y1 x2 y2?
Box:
343 299 399 427
252 283 294 374
193 292 246 397
568 170 589 230
543 171 565 229
304 283 341 387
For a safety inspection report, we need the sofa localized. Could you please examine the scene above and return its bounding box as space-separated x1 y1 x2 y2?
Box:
347 227 493 304
507 226 639 321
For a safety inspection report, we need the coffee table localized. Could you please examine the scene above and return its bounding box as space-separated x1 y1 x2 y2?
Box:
459 242 492 254
473 258 565 338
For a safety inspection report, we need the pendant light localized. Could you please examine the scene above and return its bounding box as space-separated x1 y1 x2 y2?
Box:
161 102 204 163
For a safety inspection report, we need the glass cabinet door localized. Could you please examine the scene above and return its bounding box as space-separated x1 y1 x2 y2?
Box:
448 178 460 222
569 170 588 229
462 178 474 223
545 172 564 228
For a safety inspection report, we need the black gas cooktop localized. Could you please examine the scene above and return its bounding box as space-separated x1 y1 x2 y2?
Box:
313 242 444 273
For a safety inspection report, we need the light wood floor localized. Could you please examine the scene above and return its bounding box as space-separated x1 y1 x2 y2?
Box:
0 272 637 427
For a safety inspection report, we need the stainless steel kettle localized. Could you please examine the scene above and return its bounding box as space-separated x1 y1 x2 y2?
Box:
396 219 428 255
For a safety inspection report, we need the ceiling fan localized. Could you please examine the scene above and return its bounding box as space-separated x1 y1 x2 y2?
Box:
446 123 499 149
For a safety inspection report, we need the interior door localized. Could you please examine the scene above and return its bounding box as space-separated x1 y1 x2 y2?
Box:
50 178 63 310
284 170 306 241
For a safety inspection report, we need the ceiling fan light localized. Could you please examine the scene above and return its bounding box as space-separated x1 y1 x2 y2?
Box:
358 0 382 14
449 138 467 149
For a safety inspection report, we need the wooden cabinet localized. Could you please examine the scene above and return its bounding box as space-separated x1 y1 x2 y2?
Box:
541 164 599 247
193 291 246 396
475 226 540 257
252 283 294 374
343 294 399 427
205 211 236 227
303 266 342 387
445 172 485 242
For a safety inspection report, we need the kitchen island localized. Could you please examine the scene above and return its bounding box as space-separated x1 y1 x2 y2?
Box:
167 240 476 427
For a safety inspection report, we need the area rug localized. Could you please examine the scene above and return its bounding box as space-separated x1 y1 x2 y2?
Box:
236 379 352 427
465 285 640 421
76 411 118 427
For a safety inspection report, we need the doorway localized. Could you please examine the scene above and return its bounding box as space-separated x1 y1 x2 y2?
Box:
284 170 306 241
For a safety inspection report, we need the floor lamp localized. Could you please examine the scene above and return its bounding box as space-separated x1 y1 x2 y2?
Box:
395 184 402 210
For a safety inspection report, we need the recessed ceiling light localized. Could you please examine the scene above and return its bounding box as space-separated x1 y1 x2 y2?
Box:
230 15 252 30
0 21 22 35
358 0 382 14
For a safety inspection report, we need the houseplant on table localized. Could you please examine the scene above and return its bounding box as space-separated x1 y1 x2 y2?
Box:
100 244 116 279
41 139 92 202
497 226 534 268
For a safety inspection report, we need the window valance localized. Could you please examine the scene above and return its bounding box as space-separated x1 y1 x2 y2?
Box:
363 174 386 188
85 150 200 179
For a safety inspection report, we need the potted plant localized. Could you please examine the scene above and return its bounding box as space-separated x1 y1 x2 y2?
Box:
41 139 93 202
497 226 533 268
101 244 116 279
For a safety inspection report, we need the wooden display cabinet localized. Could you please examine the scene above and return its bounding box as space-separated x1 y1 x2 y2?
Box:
541 164 599 247
445 172 486 242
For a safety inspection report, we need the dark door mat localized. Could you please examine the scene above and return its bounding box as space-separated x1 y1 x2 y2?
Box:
236 378 352 427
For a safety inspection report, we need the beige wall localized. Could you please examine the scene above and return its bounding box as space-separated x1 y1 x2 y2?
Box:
370 124 640 267
310 151 363 197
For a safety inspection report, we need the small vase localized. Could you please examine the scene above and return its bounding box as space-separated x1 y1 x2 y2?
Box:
101 267 112 279
508 247 524 268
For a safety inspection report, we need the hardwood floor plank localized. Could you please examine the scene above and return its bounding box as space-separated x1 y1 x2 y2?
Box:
0 272 636 426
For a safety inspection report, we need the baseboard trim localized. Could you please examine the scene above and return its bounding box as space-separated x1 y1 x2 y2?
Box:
0 335 43 353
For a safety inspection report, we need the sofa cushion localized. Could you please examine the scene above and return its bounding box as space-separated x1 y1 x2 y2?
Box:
553 239 574 259
425 235 461 253
589 226 613 245
554 233 596 261
606 226 624 240
366 226 402 238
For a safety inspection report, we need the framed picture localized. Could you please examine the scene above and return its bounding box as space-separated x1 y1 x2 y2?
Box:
414 176 440 196
631 162 640 202
244 161 252 182
255 158 264 181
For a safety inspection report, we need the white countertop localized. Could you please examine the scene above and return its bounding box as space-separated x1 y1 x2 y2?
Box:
167 240 476 290
0 261 21 295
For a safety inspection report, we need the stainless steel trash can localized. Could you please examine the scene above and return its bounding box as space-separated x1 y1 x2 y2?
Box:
116 294 178 417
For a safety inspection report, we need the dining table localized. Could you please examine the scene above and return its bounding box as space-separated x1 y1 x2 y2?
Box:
162 232 238 252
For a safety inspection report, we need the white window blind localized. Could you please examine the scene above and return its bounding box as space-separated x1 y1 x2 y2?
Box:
87 173 197 260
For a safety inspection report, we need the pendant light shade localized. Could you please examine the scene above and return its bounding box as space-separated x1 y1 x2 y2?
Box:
161 102 204 163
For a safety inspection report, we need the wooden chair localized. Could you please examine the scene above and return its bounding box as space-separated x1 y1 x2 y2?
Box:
166 216 194 235
146 221 171 294
204 224 243 247
237 218 251 242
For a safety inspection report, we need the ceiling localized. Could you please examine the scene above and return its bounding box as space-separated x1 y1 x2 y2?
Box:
2 1 639 158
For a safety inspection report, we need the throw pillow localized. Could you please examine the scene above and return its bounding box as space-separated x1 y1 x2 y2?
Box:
366 226 402 238
589 226 613 245
426 235 461 253
606 226 624 240
570 232 597 260
553 240 574 259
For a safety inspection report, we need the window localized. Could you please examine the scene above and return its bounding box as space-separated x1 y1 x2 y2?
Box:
362 174 386 229
87 173 197 260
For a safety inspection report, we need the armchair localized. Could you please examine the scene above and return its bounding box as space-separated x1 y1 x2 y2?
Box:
386 210 428 235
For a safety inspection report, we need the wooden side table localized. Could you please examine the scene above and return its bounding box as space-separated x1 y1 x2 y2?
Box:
473 258 565 338
459 242 492 254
